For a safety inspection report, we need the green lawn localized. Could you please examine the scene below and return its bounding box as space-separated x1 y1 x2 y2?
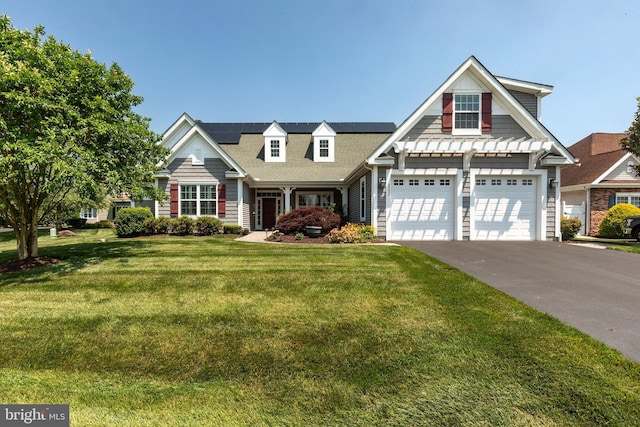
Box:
608 242 640 254
1 230 639 426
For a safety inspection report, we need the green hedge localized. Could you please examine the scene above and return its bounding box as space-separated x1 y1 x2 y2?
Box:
114 208 153 237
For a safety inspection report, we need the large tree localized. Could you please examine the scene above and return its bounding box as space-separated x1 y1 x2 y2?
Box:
620 96 640 176
0 16 168 260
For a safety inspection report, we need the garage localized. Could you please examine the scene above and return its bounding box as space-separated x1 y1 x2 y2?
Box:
472 175 537 240
388 176 455 240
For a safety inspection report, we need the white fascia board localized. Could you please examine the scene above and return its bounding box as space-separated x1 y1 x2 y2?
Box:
263 121 287 137
160 113 196 147
366 56 574 165
167 125 247 177
495 76 553 97
593 152 632 184
312 121 336 137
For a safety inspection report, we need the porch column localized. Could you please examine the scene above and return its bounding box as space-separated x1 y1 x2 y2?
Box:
336 186 348 215
371 166 378 229
280 187 295 212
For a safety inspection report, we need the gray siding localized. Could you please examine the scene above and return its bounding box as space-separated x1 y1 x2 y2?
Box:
377 167 389 239
164 157 238 225
508 90 537 118
401 115 530 141
138 199 155 216
471 154 529 169
348 172 371 224
157 179 170 217
242 182 251 231
406 155 462 169
546 167 557 240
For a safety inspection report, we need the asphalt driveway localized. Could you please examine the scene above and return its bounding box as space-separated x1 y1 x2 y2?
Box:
398 241 640 363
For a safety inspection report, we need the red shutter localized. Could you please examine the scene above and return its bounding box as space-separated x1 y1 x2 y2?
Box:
482 92 492 132
218 184 226 217
442 93 453 132
170 184 179 217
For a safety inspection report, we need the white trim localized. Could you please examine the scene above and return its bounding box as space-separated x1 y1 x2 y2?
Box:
395 137 552 155
312 121 336 162
237 179 244 229
371 167 378 230
367 56 575 165
178 182 219 217
594 152 633 184
451 92 482 136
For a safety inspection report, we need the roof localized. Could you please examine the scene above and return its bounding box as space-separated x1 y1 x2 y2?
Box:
198 122 396 144
561 133 627 186
199 123 395 183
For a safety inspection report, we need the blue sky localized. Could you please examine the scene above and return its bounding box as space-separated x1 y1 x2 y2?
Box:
3 0 639 147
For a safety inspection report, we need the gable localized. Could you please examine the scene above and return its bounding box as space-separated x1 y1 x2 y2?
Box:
172 132 221 162
367 56 574 165
601 154 640 182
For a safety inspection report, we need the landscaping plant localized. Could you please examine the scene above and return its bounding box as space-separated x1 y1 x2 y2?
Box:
113 207 154 237
598 203 640 238
560 216 581 240
276 207 341 235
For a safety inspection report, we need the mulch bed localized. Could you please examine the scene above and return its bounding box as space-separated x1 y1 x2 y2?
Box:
266 234 385 244
0 256 60 273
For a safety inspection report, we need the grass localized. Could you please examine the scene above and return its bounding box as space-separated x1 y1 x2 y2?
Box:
1 230 639 425
607 242 640 254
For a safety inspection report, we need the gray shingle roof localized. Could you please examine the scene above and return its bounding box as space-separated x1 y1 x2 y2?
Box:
200 123 395 183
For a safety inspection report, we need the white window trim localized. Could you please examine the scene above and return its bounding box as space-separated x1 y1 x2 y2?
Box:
295 191 334 209
80 208 97 219
452 92 482 136
179 182 219 217
616 192 640 207
313 136 335 162
359 176 367 222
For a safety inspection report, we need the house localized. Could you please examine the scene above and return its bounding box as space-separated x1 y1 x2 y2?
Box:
561 133 640 236
148 56 574 241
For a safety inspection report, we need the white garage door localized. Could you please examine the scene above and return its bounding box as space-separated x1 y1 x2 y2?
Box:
389 176 454 240
472 176 537 240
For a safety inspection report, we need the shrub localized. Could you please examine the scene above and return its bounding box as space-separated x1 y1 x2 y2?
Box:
223 224 243 234
276 207 341 235
154 216 172 234
196 216 223 235
114 207 153 237
326 223 377 243
561 217 581 241
85 220 114 229
598 203 640 238
171 216 195 236
66 217 87 228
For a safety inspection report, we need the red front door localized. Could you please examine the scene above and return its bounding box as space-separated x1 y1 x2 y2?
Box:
262 198 277 229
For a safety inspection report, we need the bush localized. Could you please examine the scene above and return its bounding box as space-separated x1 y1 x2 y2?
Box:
326 223 377 243
276 207 341 235
223 224 243 234
85 220 114 229
598 203 640 238
196 216 223 235
114 208 153 237
66 217 87 228
171 216 195 236
561 217 581 241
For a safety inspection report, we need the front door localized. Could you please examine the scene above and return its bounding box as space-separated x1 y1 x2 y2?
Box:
262 198 277 229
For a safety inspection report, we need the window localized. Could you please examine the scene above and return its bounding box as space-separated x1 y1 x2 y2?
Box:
507 179 517 186
409 179 420 186
476 179 486 186
491 179 502 186
523 179 533 186
80 208 97 219
440 179 451 186
425 179 435 186
297 192 333 208
454 94 480 130
180 184 218 216
393 179 404 186
319 140 329 158
270 140 280 158
616 193 640 208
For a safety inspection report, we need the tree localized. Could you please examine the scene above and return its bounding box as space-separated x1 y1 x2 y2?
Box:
0 16 169 260
620 96 640 176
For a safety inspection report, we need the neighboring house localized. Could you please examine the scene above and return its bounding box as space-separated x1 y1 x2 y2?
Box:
561 133 640 236
81 196 138 224
147 56 574 241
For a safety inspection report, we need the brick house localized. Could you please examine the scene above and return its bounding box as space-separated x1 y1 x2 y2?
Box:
561 133 640 236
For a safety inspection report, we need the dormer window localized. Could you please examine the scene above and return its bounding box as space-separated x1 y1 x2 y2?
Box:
263 121 287 162
454 94 480 131
270 140 281 158
312 121 336 162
